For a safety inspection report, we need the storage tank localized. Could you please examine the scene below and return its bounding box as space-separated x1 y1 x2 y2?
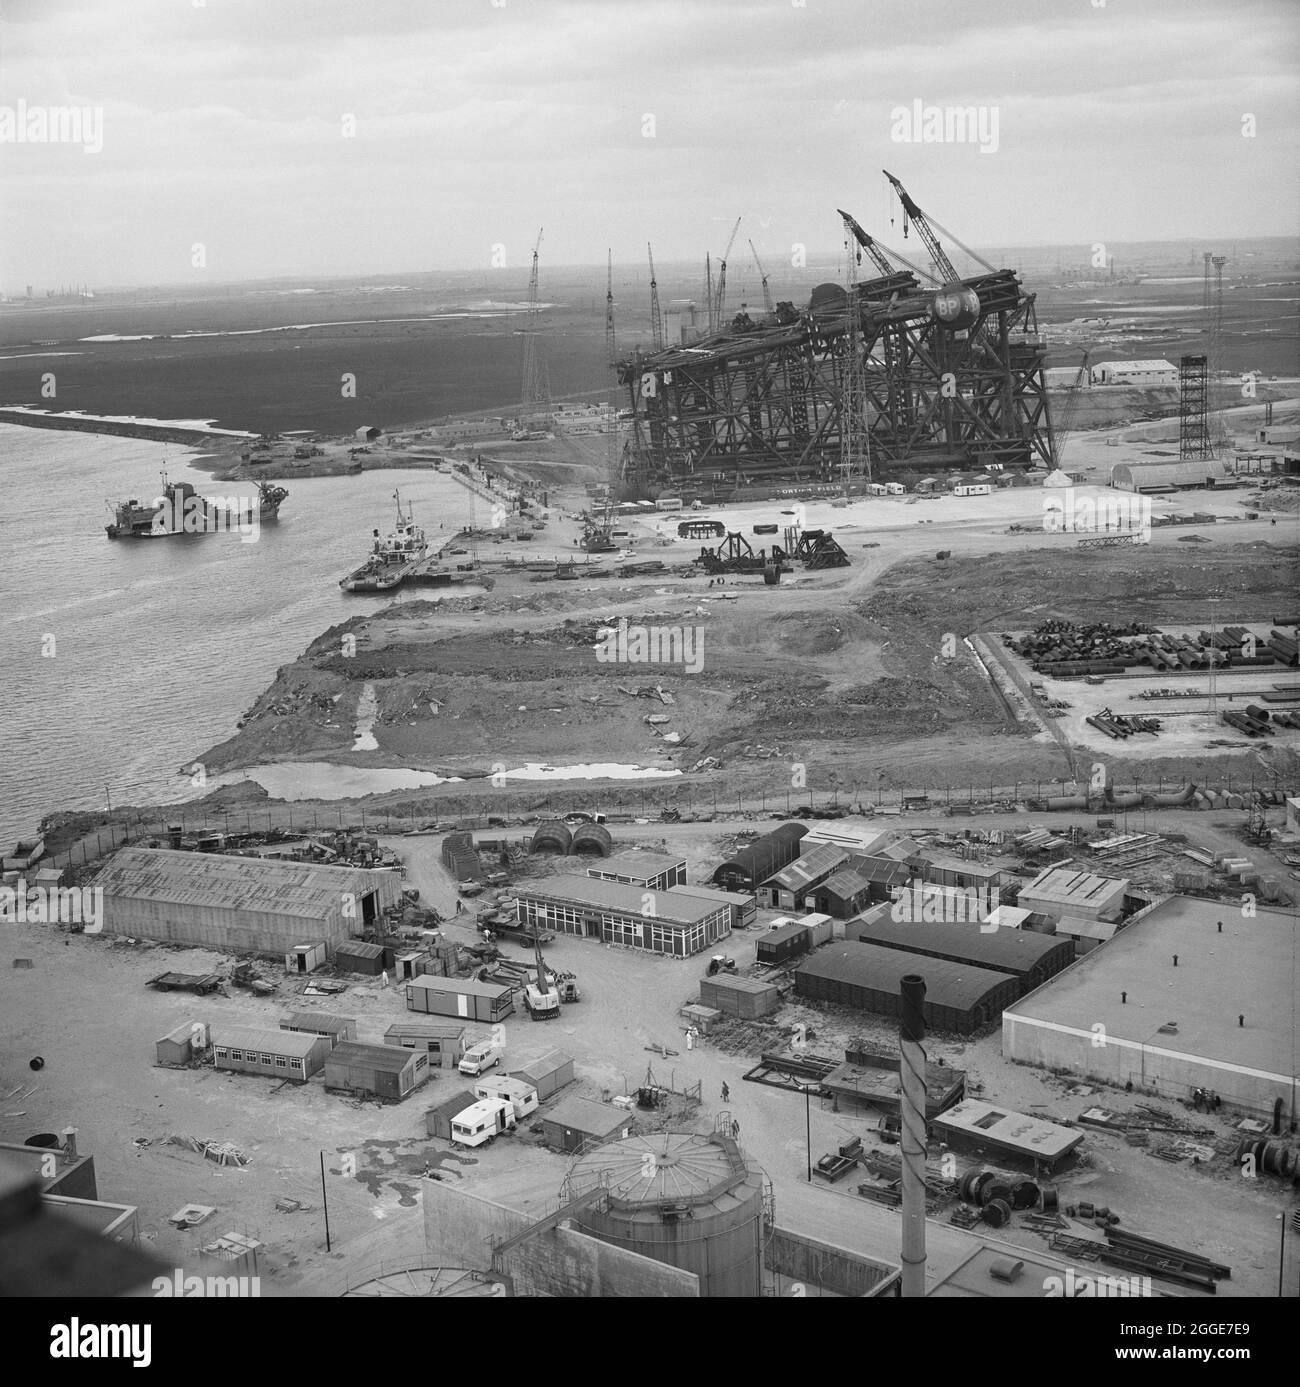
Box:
931 286 981 332
565 1131 765 1297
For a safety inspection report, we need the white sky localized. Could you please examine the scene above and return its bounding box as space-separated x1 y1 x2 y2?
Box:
1 0 1297 287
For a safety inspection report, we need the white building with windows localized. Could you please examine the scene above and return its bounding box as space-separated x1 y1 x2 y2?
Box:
1090 359 1178 387
513 876 729 957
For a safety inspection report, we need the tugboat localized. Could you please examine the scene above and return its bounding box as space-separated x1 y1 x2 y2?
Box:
105 474 287 539
339 490 430 592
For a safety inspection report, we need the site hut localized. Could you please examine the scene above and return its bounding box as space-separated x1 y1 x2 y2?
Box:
285 942 328 976
210 1024 330 1082
406 974 515 1023
1089 358 1178 387
844 912 1074 997
711 822 808 893
425 1089 480 1141
931 1098 1084 1174
508 1048 575 1102
755 918 813 965
1003 895 1299 1122
279 1012 357 1050
808 860 905 919
538 1095 632 1154
513 876 730 956
474 1075 539 1122
93 847 402 957
795 944 1018 1035
665 883 757 931
394 949 432 982
586 850 688 892
699 974 781 1020
333 940 394 976
384 1020 466 1069
324 1041 429 1102
155 1020 208 1068
918 856 1005 894
1016 865 1127 925
755 843 848 910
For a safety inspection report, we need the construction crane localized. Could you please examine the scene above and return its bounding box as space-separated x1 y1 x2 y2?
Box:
704 253 715 333
840 214 871 491
520 228 550 416
713 216 742 329
647 242 664 351
604 248 616 368
524 928 561 1020
837 209 896 278
882 170 994 285
1051 349 1091 470
748 239 774 314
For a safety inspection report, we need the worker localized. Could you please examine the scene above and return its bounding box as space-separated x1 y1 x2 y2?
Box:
732 1119 740 1139
721 1082 730 1103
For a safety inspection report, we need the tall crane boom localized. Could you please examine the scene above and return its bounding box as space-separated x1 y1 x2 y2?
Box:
748 239 774 314
647 242 664 351
882 170 960 284
713 216 742 328
604 249 616 368
521 227 550 413
837 209 896 279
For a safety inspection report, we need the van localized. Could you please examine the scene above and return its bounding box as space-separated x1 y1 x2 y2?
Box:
458 1039 505 1076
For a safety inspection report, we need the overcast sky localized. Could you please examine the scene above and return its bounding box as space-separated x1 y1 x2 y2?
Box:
1 0 1297 288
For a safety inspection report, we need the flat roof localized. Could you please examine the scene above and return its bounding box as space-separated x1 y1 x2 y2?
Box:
1019 865 1129 909
407 974 513 1000
760 920 811 946
94 847 391 920
667 884 755 907
587 850 686 877
542 1095 630 1137
385 1020 466 1038
848 912 1071 977
798 944 1018 1011
922 856 1003 881
326 1042 422 1073
516 874 721 926
1005 895 1299 1081
933 1098 1084 1161
210 1024 323 1057
701 975 780 996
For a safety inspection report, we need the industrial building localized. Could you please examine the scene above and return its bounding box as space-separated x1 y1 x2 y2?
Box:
508 1049 575 1102
1002 895 1300 1121
210 1024 330 1082
919 857 1005 894
514 875 729 957
1016 865 1127 925
586 850 687 891
93 847 402 957
1108 460 1230 492
844 912 1074 995
280 1013 357 1049
1090 358 1178 387
538 1096 634 1154
405 974 515 1023
755 843 848 909
324 1042 430 1102
667 883 757 931
711 823 808 892
795 944 1019 1034
385 1021 467 1069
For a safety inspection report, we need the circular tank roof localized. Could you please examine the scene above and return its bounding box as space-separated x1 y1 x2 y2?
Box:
568 1131 747 1206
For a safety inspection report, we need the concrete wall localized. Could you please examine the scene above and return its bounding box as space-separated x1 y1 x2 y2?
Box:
766 1226 899 1297
1003 1013 1296 1122
422 1181 532 1273
503 1224 699 1298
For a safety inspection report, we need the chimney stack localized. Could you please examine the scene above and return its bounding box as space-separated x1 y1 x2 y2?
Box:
61 1128 77 1161
899 974 928 1298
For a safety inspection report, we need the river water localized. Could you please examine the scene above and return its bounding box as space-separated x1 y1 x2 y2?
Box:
0 423 482 843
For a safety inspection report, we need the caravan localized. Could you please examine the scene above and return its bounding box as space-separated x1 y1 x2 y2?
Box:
450 1096 517 1147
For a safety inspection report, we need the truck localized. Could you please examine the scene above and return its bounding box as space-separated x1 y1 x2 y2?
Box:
449 1096 517 1148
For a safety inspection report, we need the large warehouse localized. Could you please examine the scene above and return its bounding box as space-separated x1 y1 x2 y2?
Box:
845 911 1074 995
514 876 729 957
795 944 1019 1035
1003 895 1299 1122
712 823 808 892
94 848 403 956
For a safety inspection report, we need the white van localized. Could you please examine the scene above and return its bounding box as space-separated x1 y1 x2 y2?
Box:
458 1039 505 1077
450 1097 517 1148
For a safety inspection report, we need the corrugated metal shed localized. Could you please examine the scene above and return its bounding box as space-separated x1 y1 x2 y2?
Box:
327 1041 425 1075
846 855 912 887
795 943 1018 1034
712 823 808 889
508 1049 575 1101
760 843 848 893
425 1090 480 1140
539 1096 631 1153
95 847 395 919
844 912 1073 990
1109 460 1231 492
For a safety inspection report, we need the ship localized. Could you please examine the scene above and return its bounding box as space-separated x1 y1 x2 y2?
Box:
105 474 287 539
339 490 430 592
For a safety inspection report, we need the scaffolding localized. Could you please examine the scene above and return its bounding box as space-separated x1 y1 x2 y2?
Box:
1178 354 1211 461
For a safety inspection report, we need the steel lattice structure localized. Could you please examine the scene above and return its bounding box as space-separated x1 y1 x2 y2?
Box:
615 265 1055 493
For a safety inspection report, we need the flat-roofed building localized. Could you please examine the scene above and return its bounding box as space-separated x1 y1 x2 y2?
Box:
93 847 402 957
1003 895 1298 1120
514 875 729 957
585 851 687 892
1017 866 1127 923
384 1021 467 1069
932 1098 1085 1171
211 1024 329 1082
666 884 757 931
279 1013 357 1049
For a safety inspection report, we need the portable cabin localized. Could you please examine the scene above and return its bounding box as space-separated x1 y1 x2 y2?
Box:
384 1020 466 1069
406 975 515 1023
324 1042 429 1102
279 1013 357 1049
211 1025 329 1082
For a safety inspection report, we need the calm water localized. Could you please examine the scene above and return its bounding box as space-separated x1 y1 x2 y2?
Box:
0 423 479 843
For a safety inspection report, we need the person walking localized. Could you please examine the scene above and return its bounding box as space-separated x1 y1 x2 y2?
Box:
721 1082 730 1103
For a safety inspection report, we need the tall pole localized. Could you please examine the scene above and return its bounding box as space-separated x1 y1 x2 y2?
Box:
899 974 928 1298
804 1083 813 1182
320 1151 332 1253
